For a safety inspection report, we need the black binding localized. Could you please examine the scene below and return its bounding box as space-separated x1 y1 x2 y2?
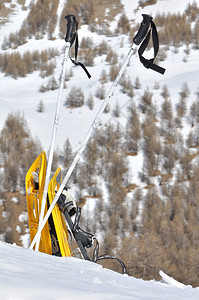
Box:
68 206 128 274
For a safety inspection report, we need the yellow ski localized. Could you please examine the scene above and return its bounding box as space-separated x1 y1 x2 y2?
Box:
25 151 52 254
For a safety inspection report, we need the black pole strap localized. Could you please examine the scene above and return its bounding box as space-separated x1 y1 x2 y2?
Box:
64 15 91 79
137 20 165 74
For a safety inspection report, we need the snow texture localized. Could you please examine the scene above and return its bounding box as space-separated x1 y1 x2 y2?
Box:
0 242 199 300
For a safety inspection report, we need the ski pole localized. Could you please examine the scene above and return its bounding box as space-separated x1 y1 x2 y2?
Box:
30 14 153 250
34 15 79 251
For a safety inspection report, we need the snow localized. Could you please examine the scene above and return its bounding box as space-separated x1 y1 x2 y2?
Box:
11 197 19 203
0 241 199 300
16 225 22 233
0 233 5 242
0 199 4 206
121 0 196 21
20 232 30 249
0 0 31 46
18 212 28 223
54 0 66 38
0 1 199 298
2 211 10 222
159 270 188 288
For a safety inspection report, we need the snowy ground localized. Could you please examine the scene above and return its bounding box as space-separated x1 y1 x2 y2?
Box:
0 242 199 300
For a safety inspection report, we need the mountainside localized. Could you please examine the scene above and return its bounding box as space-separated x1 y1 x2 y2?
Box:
1 0 199 289
0 0 197 151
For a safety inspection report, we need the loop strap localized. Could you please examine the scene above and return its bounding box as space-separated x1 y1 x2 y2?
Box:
95 254 128 275
138 20 165 74
92 238 127 274
67 20 91 79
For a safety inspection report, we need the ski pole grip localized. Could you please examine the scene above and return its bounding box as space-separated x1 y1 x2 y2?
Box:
133 14 153 45
64 15 77 44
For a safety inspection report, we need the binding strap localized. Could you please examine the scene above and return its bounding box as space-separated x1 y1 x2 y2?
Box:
65 19 91 79
73 207 127 274
138 20 165 74
73 206 81 232
92 238 127 274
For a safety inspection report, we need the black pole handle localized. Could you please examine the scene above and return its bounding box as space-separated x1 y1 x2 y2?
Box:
133 14 153 45
64 15 77 44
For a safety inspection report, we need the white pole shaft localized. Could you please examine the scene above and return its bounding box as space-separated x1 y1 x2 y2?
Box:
34 42 71 251
29 44 136 250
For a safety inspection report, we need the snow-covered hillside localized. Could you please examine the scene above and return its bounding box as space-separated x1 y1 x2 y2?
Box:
1 0 199 296
0 241 199 300
0 0 198 152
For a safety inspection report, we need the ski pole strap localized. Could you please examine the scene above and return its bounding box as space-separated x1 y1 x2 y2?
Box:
92 238 128 275
137 19 166 74
65 15 91 79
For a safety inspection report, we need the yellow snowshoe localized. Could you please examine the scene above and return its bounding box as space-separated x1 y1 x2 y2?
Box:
25 151 52 254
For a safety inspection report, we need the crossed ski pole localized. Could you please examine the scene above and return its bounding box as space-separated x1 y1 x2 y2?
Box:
30 14 163 251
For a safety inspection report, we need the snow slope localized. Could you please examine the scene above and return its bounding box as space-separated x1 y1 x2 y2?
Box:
1 241 199 300
0 0 198 152
121 0 193 21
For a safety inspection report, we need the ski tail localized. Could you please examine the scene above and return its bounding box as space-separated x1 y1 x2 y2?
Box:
25 151 52 254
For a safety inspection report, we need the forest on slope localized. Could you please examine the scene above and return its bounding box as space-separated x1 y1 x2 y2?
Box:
0 0 199 286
